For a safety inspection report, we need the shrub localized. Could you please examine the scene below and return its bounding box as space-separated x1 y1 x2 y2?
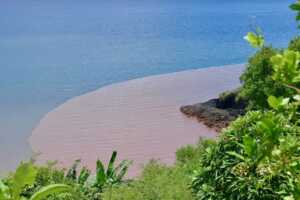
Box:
239 47 293 110
102 160 194 200
176 145 198 164
288 36 300 52
191 111 300 200
0 151 131 200
0 162 74 200
176 139 216 174
21 162 88 200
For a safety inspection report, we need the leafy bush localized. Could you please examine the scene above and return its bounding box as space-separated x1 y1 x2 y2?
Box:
271 50 300 93
192 13 300 199
176 145 198 164
102 160 194 200
0 151 131 200
288 37 300 52
93 151 132 191
0 162 73 200
218 88 240 104
191 111 300 200
176 139 216 174
239 47 293 110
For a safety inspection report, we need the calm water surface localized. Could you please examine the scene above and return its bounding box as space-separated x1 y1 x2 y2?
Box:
0 0 298 172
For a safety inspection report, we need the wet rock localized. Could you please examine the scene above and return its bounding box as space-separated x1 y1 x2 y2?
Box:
180 89 246 132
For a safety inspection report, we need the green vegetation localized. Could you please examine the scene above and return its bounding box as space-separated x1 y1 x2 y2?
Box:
93 151 132 191
191 111 300 199
239 46 293 110
102 160 194 200
1 1 300 199
189 5 300 199
0 162 73 200
288 37 300 52
1 152 130 200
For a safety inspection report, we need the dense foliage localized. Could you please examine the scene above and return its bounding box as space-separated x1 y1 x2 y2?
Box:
102 160 193 200
0 162 73 200
191 111 300 199
288 37 300 52
0 152 131 200
100 140 217 200
239 46 294 110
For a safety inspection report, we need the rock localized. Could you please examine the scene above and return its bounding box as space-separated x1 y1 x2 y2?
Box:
180 89 246 132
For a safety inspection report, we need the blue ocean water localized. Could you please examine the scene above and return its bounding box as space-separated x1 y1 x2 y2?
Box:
0 0 298 172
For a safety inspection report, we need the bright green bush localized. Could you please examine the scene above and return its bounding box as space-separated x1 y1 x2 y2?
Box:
176 139 216 174
102 160 194 200
1 151 131 200
239 47 293 110
0 162 73 200
20 162 88 200
191 111 300 200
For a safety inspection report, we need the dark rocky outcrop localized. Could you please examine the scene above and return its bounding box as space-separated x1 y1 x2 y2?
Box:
180 89 246 132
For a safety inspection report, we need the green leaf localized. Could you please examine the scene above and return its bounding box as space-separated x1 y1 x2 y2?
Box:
284 196 295 200
244 32 264 48
281 98 290 106
0 180 9 200
292 74 300 83
271 50 300 88
11 162 37 200
227 151 245 161
243 135 257 158
293 182 300 200
106 151 117 177
29 184 72 200
257 118 274 135
268 96 281 109
115 160 132 182
95 159 106 187
290 3 300 11
78 167 90 185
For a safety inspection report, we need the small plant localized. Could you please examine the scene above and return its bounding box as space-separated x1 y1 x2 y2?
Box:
244 30 265 48
0 162 72 200
93 151 132 191
65 159 91 185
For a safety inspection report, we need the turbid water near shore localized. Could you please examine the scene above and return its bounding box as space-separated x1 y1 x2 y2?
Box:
30 64 244 176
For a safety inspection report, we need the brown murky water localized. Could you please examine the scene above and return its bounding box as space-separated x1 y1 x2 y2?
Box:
30 65 244 177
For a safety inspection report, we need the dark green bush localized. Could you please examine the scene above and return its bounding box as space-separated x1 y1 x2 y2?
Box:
288 36 300 52
191 111 300 200
239 47 292 110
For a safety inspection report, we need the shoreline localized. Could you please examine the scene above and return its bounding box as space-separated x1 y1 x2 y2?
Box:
29 64 244 177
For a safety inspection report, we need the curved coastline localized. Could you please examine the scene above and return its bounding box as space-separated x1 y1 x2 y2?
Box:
29 64 245 177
